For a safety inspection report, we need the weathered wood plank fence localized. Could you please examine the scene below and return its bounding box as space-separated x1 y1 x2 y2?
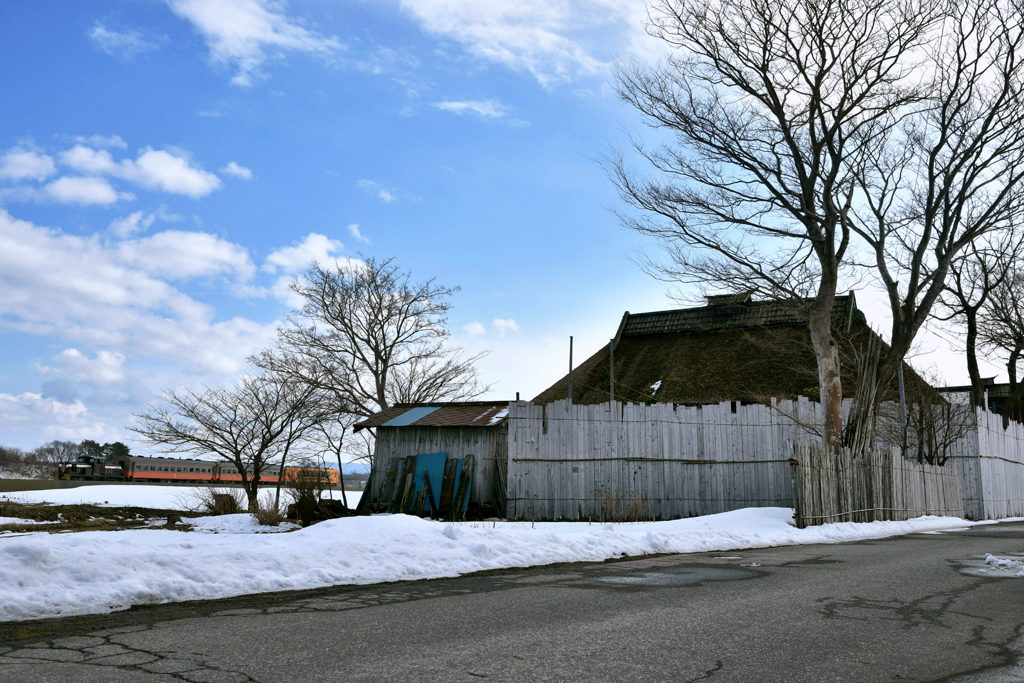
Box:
794 444 964 525
505 399 1024 525
506 399 817 520
968 410 1024 519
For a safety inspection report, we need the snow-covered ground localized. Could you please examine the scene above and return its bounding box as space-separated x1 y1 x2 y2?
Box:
186 513 300 534
0 507 990 623
0 484 361 510
0 516 55 526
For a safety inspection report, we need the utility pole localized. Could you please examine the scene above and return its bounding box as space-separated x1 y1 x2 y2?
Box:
609 338 615 404
568 336 574 404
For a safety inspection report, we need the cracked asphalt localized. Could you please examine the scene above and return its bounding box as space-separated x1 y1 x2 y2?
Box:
3 521 1024 682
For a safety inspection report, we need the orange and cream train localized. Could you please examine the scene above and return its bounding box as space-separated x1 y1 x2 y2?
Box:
56 453 340 486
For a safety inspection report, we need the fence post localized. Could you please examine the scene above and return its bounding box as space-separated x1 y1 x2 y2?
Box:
789 452 804 529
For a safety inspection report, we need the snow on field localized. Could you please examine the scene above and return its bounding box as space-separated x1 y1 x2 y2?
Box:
0 484 361 510
187 514 300 534
0 507 982 623
0 517 54 526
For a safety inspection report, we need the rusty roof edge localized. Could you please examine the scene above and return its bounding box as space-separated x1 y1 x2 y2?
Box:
352 401 517 431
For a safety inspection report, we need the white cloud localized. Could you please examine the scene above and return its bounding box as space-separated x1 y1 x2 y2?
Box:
41 349 127 386
60 145 222 198
0 210 275 376
108 211 156 237
493 318 520 334
88 22 160 59
125 149 222 197
221 161 253 179
357 179 396 203
270 274 304 308
167 0 342 86
347 223 370 244
44 176 127 205
397 0 653 86
461 318 519 337
0 392 88 425
263 232 345 273
433 99 506 118
118 230 255 281
72 134 127 149
0 149 56 181
60 145 119 175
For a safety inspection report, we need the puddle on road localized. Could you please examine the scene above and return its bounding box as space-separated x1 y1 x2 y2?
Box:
589 566 760 587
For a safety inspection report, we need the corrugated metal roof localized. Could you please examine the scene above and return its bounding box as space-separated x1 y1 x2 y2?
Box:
354 402 513 431
382 406 440 427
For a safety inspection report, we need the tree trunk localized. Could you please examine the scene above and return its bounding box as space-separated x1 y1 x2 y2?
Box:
807 301 843 451
1007 350 1021 426
965 312 984 408
335 427 349 509
244 471 260 512
274 438 293 511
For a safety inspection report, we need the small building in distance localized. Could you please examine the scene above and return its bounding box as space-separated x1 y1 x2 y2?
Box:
533 292 933 406
938 378 1014 416
354 401 512 517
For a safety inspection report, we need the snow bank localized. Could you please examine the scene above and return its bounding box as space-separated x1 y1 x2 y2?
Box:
0 485 361 510
0 507 975 623
187 514 300 534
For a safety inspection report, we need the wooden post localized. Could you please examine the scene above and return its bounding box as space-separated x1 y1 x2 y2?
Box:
568 336 574 404
609 338 615 404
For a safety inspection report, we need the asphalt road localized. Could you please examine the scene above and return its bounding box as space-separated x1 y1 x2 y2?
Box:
2 522 1024 682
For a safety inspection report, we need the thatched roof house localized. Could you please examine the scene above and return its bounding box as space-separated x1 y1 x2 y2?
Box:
533 292 933 406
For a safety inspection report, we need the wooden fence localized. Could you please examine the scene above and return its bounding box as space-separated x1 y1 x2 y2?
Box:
793 444 964 525
506 399 814 520
966 409 1024 519
504 399 1024 524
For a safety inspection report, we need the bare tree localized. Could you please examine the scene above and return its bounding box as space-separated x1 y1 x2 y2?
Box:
614 0 1024 450
980 268 1024 421
934 238 1018 406
852 1 1024 404
30 440 83 467
133 373 320 511
256 257 487 466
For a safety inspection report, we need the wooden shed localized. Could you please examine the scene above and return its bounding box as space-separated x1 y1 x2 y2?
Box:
354 401 512 517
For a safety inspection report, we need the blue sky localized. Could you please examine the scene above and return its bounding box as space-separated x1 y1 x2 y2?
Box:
0 0 979 450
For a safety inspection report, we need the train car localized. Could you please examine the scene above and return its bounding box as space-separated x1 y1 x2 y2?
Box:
58 453 339 487
282 466 341 487
123 455 276 484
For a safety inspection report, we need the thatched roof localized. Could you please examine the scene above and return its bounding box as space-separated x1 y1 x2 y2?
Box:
533 294 932 406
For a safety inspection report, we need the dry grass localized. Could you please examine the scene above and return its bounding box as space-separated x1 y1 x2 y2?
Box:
174 487 245 515
593 489 651 522
252 503 284 526
0 501 183 534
